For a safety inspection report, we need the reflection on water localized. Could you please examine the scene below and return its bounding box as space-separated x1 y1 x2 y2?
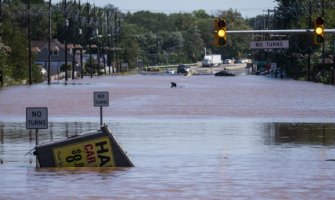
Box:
0 121 99 145
0 120 335 199
264 123 335 146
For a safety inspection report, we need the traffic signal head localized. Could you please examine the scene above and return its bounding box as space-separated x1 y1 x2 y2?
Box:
313 16 324 44
214 18 227 47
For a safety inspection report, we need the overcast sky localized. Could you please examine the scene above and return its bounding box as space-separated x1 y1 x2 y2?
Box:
53 0 278 18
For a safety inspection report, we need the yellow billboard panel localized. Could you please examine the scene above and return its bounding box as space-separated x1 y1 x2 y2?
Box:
53 136 116 167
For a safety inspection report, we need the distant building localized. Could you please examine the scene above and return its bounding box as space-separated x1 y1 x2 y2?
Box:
32 39 78 76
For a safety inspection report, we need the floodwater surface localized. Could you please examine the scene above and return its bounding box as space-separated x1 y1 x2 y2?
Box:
0 74 335 199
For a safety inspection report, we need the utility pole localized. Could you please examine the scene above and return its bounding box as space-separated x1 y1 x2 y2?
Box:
97 12 102 76
107 10 111 74
333 40 335 85
0 0 2 41
87 3 92 78
78 0 83 79
72 0 76 80
64 0 68 82
322 0 325 78
118 17 121 72
114 12 118 73
97 35 100 76
101 13 106 75
307 1 312 81
48 0 51 85
28 0 32 85
111 11 114 74
0 0 3 87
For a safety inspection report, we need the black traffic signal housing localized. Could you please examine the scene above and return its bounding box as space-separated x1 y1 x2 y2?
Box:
313 16 324 44
214 18 227 47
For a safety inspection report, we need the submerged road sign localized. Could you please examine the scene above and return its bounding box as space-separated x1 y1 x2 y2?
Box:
26 107 48 129
35 125 134 167
250 40 289 49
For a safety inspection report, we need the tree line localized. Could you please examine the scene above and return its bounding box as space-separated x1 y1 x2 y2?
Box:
0 0 335 86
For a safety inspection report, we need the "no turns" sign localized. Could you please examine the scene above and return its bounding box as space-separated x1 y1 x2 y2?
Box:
26 107 48 129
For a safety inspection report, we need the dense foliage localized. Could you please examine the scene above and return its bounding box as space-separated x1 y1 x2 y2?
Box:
0 1 253 85
1 0 335 85
251 0 335 83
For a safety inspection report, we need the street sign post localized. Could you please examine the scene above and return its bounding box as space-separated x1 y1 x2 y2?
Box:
26 107 48 167
94 91 109 126
250 40 289 49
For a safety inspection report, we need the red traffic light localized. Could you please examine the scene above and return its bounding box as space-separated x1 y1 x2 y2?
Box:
217 19 226 29
315 16 324 25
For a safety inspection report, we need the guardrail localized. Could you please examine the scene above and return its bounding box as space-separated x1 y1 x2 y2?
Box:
144 63 198 69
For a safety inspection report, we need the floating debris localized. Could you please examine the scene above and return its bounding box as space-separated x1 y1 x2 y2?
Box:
34 125 133 167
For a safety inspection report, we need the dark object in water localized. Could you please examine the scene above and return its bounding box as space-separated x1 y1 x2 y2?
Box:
171 82 177 88
34 125 133 167
214 70 235 76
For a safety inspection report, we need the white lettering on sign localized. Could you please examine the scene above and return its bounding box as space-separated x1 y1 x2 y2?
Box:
94 91 109 107
26 107 48 129
250 40 289 49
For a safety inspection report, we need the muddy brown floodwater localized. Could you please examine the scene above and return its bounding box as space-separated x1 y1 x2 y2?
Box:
0 74 335 199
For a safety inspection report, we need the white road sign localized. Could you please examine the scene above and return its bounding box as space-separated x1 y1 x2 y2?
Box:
94 91 109 107
250 40 289 49
26 107 48 129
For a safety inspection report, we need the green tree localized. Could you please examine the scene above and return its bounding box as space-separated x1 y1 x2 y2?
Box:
273 0 335 83
126 11 173 33
182 25 204 62
0 42 11 86
119 23 140 69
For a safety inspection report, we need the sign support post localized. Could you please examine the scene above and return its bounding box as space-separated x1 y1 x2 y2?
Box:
26 107 48 167
35 129 38 145
94 91 109 127
100 106 103 126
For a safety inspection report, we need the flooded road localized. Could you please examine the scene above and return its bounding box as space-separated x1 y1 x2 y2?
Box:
1 74 335 199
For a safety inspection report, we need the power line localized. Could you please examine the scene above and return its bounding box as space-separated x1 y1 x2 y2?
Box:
117 7 277 15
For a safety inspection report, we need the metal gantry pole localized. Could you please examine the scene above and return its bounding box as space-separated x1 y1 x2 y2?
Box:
226 29 335 34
